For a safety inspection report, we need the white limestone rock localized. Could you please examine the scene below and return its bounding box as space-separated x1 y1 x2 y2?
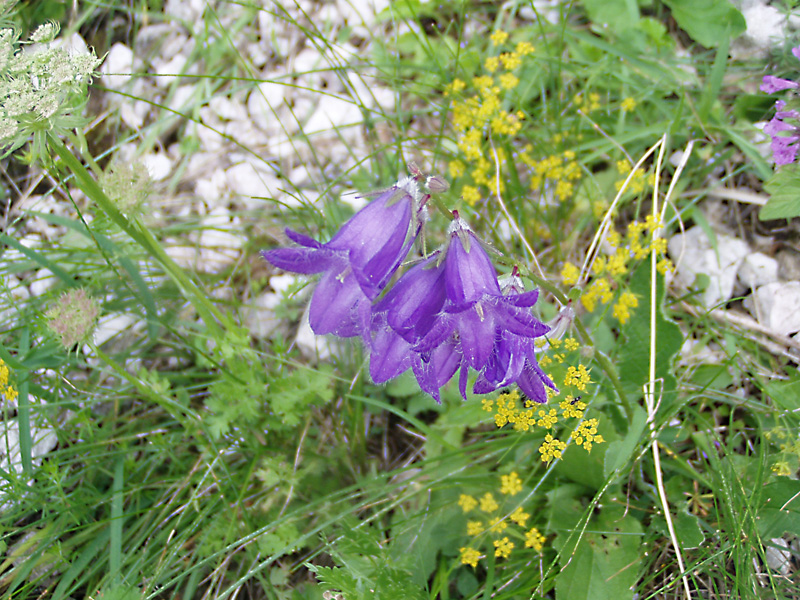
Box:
744 281 800 336
668 226 751 308
295 306 332 362
225 160 282 209
241 291 282 338
0 417 57 477
93 313 138 347
141 152 174 182
247 81 288 132
738 252 779 288
101 43 139 91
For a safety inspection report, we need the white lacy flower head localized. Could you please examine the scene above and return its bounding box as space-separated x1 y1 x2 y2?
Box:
0 19 101 157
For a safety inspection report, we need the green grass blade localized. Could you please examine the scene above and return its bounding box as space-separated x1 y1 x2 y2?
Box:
109 455 124 582
0 233 75 286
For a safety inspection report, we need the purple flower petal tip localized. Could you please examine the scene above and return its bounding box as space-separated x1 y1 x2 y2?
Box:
760 75 798 94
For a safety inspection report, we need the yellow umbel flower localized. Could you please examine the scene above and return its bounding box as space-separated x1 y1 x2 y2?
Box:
479 492 499 513
613 291 639 324
525 527 546 551
510 506 530 527
460 547 483 568
539 434 566 462
466 520 484 536
493 536 515 558
500 472 522 496
564 364 591 391
458 494 478 513
490 30 509 45
560 262 580 285
571 418 605 452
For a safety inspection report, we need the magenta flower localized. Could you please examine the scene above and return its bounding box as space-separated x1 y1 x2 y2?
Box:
262 176 424 337
764 101 800 166
761 46 800 166
760 47 800 93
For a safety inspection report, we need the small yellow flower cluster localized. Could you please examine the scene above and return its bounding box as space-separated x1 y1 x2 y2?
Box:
493 537 515 558
525 527 546 551
580 278 613 313
772 461 793 476
574 92 602 112
536 408 558 429
539 336 575 368
500 471 523 496
481 342 604 463
766 428 800 477
483 389 539 431
560 215 673 322
539 434 567 462
559 395 586 419
520 147 582 201
564 364 591 391
612 290 638 324
458 472 544 568
0 359 18 404
446 32 536 206
621 97 637 112
560 262 580 286
570 418 605 452
480 491 500 512
459 546 483 568
614 160 656 195
458 493 478 512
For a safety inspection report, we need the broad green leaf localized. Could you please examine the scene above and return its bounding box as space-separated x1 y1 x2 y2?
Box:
604 404 648 478
758 479 800 538
661 0 745 47
546 484 586 535
674 511 705 549
764 378 800 411
761 164 800 220
556 419 611 491
555 506 643 600
583 0 640 32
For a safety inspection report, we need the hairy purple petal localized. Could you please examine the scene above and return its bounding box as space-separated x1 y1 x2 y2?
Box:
760 75 799 94
455 308 497 370
368 314 414 383
261 246 338 275
373 254 447 341
411 339 461 402
308 269 370 337
444 219 501 303
262 175 424 337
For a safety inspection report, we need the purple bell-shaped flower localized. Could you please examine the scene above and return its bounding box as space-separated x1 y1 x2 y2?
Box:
262 175 424 337
414 214 553 399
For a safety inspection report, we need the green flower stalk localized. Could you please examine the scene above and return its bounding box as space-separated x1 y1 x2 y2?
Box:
46 288 100 348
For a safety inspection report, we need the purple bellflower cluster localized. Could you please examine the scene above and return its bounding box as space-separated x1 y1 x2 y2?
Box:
263 169 556 403
760 46 800 166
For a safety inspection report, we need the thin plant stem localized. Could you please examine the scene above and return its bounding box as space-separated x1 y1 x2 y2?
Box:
646 134 693 599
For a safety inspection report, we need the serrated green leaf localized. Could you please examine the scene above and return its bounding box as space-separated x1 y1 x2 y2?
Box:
761 164 800 220
661 0 745 47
